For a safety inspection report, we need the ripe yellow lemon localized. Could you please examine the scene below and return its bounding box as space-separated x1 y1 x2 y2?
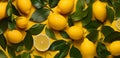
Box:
80 38 96 58
93 0 107 22
67 26 84 40
109 41 120 56
6 30 23 44
116 19 120 30
16 16 29 29
0 2 7 20
57 0 74 14
16 0 32 14
48 13 67 31
33 34 50 52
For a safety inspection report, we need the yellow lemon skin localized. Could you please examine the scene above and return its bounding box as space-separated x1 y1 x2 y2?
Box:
109 41 120 56
80 38 96 58
57 0 74 14
0 2 7 20
6 30 23 44
48 13 67 31
67 26 84 40
93 0 106 22
16 16 28 29
17 0 32 14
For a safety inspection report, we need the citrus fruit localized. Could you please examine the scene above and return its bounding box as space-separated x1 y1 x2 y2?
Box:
80 38 96 58
109 41 120 56
57 0 74 14
93 0 106 22
48 13 67 31
67 26 84 40
34 34 50 52
0 2 7 20
116 19 120 30
6 30 23 44
16 16 29 29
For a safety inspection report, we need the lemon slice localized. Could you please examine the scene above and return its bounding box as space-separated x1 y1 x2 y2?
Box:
116 19 120 30
34 34 50 52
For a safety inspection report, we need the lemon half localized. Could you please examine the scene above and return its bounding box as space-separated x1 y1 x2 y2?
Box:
34 34 50 52
116 19 120 30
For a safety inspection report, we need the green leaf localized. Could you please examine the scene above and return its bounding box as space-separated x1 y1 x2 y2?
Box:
45 27 57 40
27 24 45 35
31 0 45 9
59 31 70 39
24 33 33 50
21 52 31 58
85 0 94 4
16 46 24 52
34 55 43 58
104 32 120 43
49 40 66 51
31 8 50 23
12 4 20 16
101 26 114 37
49 0 59 8
0 19 8 35
8 20 16 30
68 16 74 27
6 0 12 17
86 30 99 43
76 0 85 11
96 41 111 58
0 50 7 58
113 55 120 58
113 1 120 18
7 46 16 58
0 34 7 50
70 45 82 58
106 5 114 23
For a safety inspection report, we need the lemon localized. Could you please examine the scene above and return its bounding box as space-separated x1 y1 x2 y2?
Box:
0 2 7 20
16 16 29 29
93 0 107 22
109 41 120 56
33 34 50 52
67 26 84 40
48 13 67 31
6 30 23 44
16 0 32 14
57 0 74 14
80 38 96 58
116 19 120 30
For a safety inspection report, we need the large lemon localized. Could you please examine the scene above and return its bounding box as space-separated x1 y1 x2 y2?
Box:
93 0 106 22
0 2 7 20
48 13 67 31
57 0 74 14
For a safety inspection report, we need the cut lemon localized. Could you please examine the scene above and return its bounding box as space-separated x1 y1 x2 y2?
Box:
116 19 120 30
34 34 50 52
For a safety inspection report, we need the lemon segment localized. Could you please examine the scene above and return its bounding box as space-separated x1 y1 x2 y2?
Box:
34 34 50 52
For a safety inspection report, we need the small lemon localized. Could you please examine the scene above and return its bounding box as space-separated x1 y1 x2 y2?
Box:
33 34 50 52
16 0 32 14
93 0 107 22
16 16 28 29
57 0 74 14
6 30 23 44
67 26 84 40
0 2 7 20
80 38 96 58
109 41 120 56
48 13 67 31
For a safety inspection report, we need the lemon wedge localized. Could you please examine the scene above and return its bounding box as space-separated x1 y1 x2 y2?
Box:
34 34 50 52
116 19 120 30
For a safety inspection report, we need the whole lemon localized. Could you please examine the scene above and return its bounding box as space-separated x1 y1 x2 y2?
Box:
57 0 74 14
93 0 106 22
48 13 67 31
80 38 96 58
6 30 23 44
16 0 32 14
109 41 120 56
0 2 7 20
16 16 28 29
67 26 84 40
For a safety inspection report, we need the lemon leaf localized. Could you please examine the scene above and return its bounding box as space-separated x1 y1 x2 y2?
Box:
24 33 33 50
0 19 8 35
101 26 114 37
49 40 66 50
113 1 120 18
31 0 45 9
0 34 7 50
49 0 59 8
8 20 16 30
21 52 31 58
86 0 94 4
34 55 43 58
31 8 50 23
0 50 7 58
7 46 16 58
68 16 74 27
27 24 45 35
16 46 24 52
12 4 20 16
113 55 120 58
6 0 12 17
70 45 82 58
86 30 99 43
59 31 70 39
45 27 57 40
100 0 113 6
96 41 111 58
